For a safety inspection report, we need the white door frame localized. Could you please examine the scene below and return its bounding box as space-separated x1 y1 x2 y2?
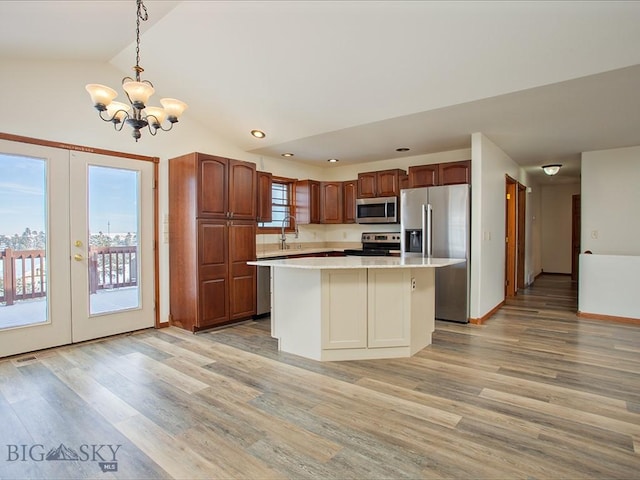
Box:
0 137 157 358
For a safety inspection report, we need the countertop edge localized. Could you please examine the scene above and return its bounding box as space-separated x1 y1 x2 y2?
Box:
248 257 465 269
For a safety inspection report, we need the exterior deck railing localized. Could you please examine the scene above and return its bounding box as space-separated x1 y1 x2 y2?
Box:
0 246 137 305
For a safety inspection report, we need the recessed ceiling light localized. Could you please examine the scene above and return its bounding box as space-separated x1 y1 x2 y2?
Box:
250 129 266 138
327 158 339 163
396 147 410 152
281 153 294 157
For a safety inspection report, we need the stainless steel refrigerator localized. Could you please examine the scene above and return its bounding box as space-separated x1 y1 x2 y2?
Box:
401 184 470 323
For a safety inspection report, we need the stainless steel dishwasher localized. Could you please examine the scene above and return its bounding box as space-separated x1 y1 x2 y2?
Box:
256 265 271 316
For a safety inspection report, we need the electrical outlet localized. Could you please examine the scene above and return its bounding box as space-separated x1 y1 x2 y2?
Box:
411 278 416 291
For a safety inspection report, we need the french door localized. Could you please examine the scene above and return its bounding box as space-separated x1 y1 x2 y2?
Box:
0 139 155 357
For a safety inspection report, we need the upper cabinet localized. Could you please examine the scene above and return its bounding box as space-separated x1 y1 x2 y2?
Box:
407 164 439 188
196 153 257 219
408 160 471 188
296 180 321 224
439 160 471 185
256 171 273 223
357 169 407 198
342 180 357 224
320 182 343 224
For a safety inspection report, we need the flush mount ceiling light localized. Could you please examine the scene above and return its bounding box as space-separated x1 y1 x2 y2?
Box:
281 153 294 157
251 129 266 138
542 164 562 176
85 0 187 141
327 158 339 163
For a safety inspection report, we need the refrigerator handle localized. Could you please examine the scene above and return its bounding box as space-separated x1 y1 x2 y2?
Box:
421 204 427 257
427 203 433 257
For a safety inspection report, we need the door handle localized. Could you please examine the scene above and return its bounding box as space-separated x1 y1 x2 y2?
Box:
73 254 84 261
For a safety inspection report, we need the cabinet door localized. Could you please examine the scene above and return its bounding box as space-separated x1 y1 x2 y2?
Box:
367 269 411 347
199 156 228 218
198 221 229 327
321 269 367 349
342 180 357 223
320 182 343 224
228 159 257 219
357 172 377 198
438 160 471 185
310 181 321 223
409 164 439 188
229 221 257 320
376 170 401 197
296 180 321 224
257 171 273 223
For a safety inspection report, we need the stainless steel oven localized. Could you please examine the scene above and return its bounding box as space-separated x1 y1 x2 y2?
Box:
355 196 398 224
343 232 401 256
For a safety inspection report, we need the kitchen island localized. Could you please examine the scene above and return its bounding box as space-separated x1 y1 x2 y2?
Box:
247 256 463 361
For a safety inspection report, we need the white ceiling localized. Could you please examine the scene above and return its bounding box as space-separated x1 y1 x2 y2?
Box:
2 1 640 184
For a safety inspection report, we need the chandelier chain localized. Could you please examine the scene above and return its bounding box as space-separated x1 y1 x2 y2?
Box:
134 0 149 80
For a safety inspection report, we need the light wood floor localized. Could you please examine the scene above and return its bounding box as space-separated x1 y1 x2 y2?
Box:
1 274 639 479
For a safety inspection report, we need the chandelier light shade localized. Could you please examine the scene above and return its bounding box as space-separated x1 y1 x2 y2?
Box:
85 0 187 141
542 164 562 176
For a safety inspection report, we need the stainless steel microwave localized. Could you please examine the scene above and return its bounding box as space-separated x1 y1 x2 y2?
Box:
355 196 398 224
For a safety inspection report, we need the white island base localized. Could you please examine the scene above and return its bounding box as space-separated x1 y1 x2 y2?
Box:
249 257 462 361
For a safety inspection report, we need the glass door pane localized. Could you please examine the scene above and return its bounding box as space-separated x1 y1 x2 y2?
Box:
0 154 48 329
88 165 141 315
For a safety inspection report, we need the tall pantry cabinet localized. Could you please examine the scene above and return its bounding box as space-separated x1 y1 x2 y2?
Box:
169 152 257 332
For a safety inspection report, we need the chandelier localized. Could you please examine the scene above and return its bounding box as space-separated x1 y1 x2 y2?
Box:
85 0 187 141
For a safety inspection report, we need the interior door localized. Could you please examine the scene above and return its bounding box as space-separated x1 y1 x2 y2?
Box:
0 140 154 357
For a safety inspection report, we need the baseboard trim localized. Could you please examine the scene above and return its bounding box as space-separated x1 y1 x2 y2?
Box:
470 301 505 325
577 311 640 326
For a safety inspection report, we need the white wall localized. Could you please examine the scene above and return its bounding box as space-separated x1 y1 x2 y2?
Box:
540 183 581 274
581 145 640 255
470 133 532 320
578 145 640 320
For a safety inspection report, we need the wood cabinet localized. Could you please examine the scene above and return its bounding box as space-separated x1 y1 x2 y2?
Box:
357 168 406 198
169 152 257 332
256 171 273 223
439 160 471 185
295 180 321 224
408 160 471 188
342 180 357 223
196 154 257 219
320 182 343 224
408 164 439 188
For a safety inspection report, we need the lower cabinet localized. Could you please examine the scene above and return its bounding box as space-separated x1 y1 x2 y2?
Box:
173 220 256 332
320 269 412 350
271 266 435 361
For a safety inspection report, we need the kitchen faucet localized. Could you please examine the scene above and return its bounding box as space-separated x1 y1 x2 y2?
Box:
280 215 299 249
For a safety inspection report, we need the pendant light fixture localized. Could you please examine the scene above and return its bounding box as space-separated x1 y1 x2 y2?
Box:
85 0 187 141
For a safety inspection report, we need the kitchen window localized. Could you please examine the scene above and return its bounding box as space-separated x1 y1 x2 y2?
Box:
258 177 296 232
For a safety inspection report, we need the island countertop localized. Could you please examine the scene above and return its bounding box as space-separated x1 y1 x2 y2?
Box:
248 256 464 269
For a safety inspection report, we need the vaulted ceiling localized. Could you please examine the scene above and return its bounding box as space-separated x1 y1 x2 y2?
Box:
2 1 640 184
